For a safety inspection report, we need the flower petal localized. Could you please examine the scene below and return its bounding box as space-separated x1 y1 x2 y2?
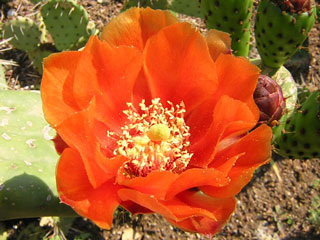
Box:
101 8 178 50
189 95 257 168
56 98 112 189
64 182 121 229
57 148 121 229
165 168 230 199
118 189 217 222
206 29 231 61
201 124 272 198
117 171 179 199
170 191 236 235
69 36 143 130
41 51 81 126
186 54 260 148
214 54 260 118
143 22 218 112
118 188 177 220
56 148 93 201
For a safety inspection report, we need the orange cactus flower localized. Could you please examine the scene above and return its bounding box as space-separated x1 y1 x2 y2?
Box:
41 7 272 236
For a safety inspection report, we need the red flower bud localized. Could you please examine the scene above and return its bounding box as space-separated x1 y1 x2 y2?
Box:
271 0 313 13
254 75 286 125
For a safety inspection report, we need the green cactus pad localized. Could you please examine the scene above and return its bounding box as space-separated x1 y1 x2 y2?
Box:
41 0 91 51
274 90 320 159
255 0 316 68
201 0 253 57
27 44 55 74
170 0 203 18
122 0 169 10
0 90 75 220
4 17 42 52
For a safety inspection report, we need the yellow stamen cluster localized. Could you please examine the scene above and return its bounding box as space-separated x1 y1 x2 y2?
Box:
111 98 192 178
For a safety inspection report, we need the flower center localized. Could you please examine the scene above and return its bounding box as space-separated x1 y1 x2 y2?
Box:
111 98 192 178
147 124 170 142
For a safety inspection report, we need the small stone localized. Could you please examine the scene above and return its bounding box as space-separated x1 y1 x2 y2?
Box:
1 133 11 140
134 232 142 240
122 228 134 240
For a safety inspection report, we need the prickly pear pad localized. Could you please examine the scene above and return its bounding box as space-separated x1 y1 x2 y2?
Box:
0 91 75 220
201 0 254 57
255 0 316 68
170 0 204 18
4 17 42 52
41 0 90 51
274 91 320 159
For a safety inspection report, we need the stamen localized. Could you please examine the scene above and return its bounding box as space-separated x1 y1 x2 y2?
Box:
109 98 192 178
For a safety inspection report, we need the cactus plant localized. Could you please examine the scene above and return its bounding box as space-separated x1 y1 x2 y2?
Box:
254 0 316 68
0 90 76 220
27 44 57 74
41 0 92 51
170 0 203 18
3 0 96 73
273 90 320 159
201 0 254 57
122 0 169 10
3 17 42 52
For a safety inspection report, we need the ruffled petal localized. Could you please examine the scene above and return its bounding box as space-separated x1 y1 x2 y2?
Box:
143 22 218 112
67 36 143 130
41 51 81 126
101 7 178 50
189 95 257 168
187 54 260 137
56 98 112 189
214 54 260 118
64 181 121 229
200 166 256 200
165 168 230 199
170 191 236 235
117 171 179 199
57 148 121 229
117 189 217 221
201 124 272 198
118 188 177 220
205 29 231 61
56 148 93 201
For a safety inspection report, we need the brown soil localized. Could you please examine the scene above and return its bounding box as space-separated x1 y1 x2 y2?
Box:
0 1 319 240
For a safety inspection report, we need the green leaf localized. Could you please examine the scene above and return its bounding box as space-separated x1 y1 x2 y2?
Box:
0 90 76 220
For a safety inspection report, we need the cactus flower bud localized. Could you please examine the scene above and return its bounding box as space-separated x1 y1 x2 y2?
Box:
271 0 313 13
254 75 286 126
